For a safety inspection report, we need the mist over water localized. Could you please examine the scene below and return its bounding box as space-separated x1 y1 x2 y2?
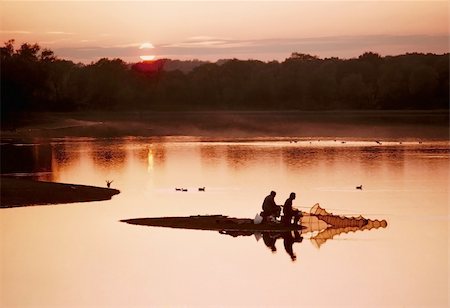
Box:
3 111 449 140
1 137 448 307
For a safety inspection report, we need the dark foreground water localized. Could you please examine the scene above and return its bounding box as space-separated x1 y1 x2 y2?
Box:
1 137 448 307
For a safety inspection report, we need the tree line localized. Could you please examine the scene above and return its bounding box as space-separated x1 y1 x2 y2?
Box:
1 39 448 123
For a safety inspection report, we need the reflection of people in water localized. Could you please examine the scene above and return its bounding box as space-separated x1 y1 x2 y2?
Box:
282 231 303 261
262 232 280 252
262 231 303 261
282 192 302 225
261 191 281 222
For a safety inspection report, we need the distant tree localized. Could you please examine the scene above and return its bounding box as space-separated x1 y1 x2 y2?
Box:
289 52 319 61
0 39 15 60
309 61 338 109
1 40 48 117
40 48 56 62
84 58 134 110
433 56 450 108
45 60 78 110
339 74 367 108
358 52 382 63
17 43 41 61
377 63 408 109
408 65 438 99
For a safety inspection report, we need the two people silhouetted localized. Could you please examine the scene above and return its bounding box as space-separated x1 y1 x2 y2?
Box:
261 191 302 225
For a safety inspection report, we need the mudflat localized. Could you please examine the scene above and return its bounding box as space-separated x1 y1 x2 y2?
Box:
0 177 120 208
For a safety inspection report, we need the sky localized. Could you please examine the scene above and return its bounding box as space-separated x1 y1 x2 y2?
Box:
1 1 448 63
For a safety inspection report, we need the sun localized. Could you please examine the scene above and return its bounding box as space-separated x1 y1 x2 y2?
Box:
140 55 156 61
139 42 156 61
139 42 154 49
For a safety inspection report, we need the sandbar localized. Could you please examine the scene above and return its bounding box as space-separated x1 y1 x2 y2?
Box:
1 177 120 208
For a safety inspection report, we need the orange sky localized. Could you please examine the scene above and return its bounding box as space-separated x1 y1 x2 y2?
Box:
1 1 448 63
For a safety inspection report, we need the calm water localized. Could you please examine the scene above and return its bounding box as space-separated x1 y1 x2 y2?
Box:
1 137 449 307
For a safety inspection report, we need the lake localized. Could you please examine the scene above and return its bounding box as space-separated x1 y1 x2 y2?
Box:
1 137 448 307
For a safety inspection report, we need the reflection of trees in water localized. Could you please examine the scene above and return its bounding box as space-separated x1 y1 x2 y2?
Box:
379 147 406 172
52 141 127 176
281 148 322 169
225 146 284 170
359 146 406 175
200 143 419 176
148 144 166 168
92 148 126 169
407 146 449 175
200 145 223 167
53 144 74 165
225 146 259 169
1 143 52 176
52 139 166 178
280 145 407 175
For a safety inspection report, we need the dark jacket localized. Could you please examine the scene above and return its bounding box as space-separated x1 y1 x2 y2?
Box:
283 198 294 215
262 195 277 213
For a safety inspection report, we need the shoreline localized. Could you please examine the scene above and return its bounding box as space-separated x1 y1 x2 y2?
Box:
1 110 449 139
0 177 120 208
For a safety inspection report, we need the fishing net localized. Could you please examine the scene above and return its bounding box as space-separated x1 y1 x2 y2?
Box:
310 218 388 248
303 203 387 248
310 203 368 228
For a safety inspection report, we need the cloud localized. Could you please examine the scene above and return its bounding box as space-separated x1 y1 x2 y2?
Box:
162 36 253 49
53 34 449 63
0 30 32 34
39 38 72 45
112 42 142 48
46 31 75 35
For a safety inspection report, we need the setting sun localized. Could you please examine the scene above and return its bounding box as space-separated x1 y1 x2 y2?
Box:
139 55 155 61
139 42 155 61
139 42 154 49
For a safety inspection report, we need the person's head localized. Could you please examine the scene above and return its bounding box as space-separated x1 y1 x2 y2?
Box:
270 191 276 197
290 192 296 200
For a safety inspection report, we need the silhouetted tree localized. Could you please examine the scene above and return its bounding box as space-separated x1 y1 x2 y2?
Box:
1 39 448 128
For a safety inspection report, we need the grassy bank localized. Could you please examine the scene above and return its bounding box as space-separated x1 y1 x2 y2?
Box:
0 177 120 208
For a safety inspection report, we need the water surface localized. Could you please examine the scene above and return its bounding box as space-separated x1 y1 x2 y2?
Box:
1 137 448 307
